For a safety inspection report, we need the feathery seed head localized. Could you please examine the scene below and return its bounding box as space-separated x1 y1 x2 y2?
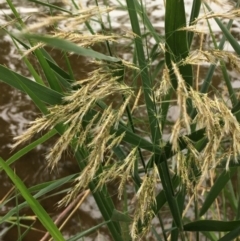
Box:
170 68 240 190
131 164 158 239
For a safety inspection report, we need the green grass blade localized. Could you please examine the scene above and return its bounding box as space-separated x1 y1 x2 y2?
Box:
10 71 49 114
6 0 63 92
126 0 161 145
125 7 179 228
0 157 65 241
0 174 76 224
1 129 57 169
165 0 193 89
133 0 162 43
47 59 72 81
154 176 181 213
158 161 183 230
184 220 240 232
28 174 76 195
199 168 237 217
34 49 64 92
202 232 218 241
9 35 45 85
223 182 237 213
63 52 75 81
6 0 24 26
5 30 71 89
111 209 131 223
0 64 63 105
220 61 238 106
171 187 186 240
204 2 240 55
188 0 201 45
21 33 120 62
218 226 240 241
67 220 111 241
28 0 72 14
152 227 163 241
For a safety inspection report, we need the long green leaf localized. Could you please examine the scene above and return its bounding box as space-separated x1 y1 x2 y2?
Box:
0 157 65 241
0 64 63 105
28 0 72 14
184 220 240 232
2 129 57 169
201 231 218 241
67 220 111 241
133 0 162 43
188 0 201 45
165 0 193 89
10 71 49 114
0 174 76 224
204 2 240 56
199 168 237 217
218 223 240 241
34 49 63 92
21 34 120 62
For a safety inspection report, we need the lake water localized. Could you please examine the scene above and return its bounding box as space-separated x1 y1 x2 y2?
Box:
0 0 239 240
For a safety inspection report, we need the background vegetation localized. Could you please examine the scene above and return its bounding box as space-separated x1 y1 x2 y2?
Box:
1 0 240 240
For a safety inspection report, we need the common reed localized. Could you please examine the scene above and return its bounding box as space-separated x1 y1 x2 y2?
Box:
1 0 240 240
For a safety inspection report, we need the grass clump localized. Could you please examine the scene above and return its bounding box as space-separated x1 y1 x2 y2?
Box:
1 0 240 240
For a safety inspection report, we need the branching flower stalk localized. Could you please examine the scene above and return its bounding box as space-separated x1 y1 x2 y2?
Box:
169 61 240 190
13 61 134 181
183 49 240 72
131 164 158 240
24 6 113 32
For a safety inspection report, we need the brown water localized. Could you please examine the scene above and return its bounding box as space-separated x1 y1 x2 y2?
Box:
0 0 240 240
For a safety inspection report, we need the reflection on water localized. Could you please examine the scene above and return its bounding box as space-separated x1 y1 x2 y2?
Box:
0 0 240 240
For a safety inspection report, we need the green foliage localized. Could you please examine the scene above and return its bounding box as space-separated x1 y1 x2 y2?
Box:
1 0 240 240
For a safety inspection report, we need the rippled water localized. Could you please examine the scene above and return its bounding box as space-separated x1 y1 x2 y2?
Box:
0 0 239 240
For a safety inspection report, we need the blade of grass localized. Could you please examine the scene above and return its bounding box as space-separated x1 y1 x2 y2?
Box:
66 220 111 241
218 226 240 241
184 220 240 232
224 182 237 213
4 30 72 89
21 33 120 62
0 64 63 105
6 0 64 92
0 157 65 241
201 231 218 241
28 0 72 14
126 0 161 144
9 34 45 86
10 71 49 114
204 2 240 56
33 48 64 93
1 129 57 169
0 174 76 224
165 0 193 90
188 0 202 45
152 227 163 241
133 0 162 43
199 168 237 217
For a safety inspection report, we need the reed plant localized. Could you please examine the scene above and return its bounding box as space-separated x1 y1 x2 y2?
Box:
1 0 240 240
